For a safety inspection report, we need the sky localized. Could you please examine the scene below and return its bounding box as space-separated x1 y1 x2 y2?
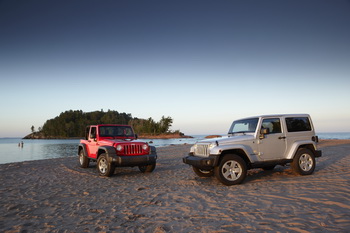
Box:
0 0 350 137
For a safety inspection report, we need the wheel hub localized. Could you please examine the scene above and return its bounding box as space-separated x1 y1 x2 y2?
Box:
99 158 108 173
222 161 242 181
299 154 313 171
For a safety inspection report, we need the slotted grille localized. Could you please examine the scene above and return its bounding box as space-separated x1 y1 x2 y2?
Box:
124 144 143 155
194 144 210 157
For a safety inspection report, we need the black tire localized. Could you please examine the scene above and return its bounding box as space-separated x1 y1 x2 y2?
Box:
79 149 89 168
192 166 214 177
214 154 247 186
292 148 315 175
139 163 156 173
97 153 115 177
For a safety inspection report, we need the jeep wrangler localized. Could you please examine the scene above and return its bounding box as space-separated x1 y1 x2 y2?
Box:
183 114 322 185
78 124 157 177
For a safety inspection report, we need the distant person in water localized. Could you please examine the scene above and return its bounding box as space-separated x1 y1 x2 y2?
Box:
18 141 23 148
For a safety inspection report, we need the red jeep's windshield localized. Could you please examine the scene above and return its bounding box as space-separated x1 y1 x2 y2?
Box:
99 126 135 138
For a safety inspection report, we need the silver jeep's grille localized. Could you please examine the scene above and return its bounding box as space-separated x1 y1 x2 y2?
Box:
194 144 210 157
124 145 143 155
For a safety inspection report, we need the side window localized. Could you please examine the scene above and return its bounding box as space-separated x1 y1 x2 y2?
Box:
261 118 282 134
285 117 312 132
90 127 97 138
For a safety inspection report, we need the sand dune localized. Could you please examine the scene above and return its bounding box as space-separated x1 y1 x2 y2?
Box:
1 140 350 232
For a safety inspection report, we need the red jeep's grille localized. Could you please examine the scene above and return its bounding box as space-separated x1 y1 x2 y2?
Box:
124 145 143 155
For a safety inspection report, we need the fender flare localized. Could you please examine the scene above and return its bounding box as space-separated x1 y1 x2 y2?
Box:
149 145 157 155
78 143 88 157
212 144 256 164
286 141 317 160
97 146 118 163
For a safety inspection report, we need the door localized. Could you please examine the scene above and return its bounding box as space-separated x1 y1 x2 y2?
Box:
87 126 99 159
258 118 287 160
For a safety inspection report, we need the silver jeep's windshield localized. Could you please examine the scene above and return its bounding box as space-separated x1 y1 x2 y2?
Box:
228 118 259 134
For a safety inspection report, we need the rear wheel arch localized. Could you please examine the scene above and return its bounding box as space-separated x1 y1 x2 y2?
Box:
78 143 88 157
292 144 316 158
294 144 317 158
78 145 90 168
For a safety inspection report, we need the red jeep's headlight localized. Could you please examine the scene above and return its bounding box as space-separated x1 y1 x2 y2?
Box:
142 144 148 150
116 145 123 151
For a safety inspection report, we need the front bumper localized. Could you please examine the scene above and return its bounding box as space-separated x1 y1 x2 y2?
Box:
183 154 219 169
111 153 157 167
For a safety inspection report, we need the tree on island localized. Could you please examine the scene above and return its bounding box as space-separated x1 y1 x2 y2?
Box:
31 110 180 138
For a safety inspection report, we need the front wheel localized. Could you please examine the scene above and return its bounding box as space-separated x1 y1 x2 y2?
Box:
292 148 315 175
97 154 115 177
192 166 214 177
214 154 247 186
139 163 156 173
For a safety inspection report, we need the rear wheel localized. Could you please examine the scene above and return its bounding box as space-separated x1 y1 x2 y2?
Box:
292 148 315 175
139 163 156 173
97 154 115 177
79 149 89 168
214 154 247 186
192 166 214 177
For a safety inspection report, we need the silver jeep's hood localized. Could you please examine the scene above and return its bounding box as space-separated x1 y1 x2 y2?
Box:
197 134 255 146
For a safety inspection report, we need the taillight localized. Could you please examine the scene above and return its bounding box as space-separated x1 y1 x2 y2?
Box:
312 136 319 143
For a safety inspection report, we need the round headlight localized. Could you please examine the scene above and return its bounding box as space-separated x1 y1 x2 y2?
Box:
142 144 149 150
190 144 197 152
116 145 123 151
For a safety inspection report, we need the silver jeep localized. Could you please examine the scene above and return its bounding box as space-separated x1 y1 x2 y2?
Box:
183 114 322 186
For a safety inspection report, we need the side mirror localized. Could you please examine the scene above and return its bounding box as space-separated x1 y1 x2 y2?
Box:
259 128 270 139
135 134 138 139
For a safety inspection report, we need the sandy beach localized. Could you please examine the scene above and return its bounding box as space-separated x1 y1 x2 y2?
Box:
1 140 350 232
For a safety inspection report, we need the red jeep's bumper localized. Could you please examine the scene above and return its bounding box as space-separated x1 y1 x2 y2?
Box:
110 153 157 167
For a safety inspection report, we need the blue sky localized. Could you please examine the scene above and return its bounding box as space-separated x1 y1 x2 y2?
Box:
0 0 349 137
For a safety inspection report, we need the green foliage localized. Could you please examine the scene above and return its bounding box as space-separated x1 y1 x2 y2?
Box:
40 110 174 138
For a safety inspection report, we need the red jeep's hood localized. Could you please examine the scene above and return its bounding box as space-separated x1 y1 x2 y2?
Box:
102 139 145 144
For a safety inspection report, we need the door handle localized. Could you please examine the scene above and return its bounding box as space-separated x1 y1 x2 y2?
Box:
278 136 286 140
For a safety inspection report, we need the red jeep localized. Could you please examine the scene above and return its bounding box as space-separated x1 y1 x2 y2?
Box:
78 124 157 177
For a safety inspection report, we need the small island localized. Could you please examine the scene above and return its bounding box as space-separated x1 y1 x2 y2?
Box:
23 132 193 139
23 110 192 139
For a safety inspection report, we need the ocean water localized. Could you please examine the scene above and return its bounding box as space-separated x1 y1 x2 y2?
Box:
317 132 350 140
0 136 206 165
0 133 349 165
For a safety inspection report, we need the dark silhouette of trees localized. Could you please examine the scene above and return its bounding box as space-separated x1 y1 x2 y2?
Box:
39 110 174 138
